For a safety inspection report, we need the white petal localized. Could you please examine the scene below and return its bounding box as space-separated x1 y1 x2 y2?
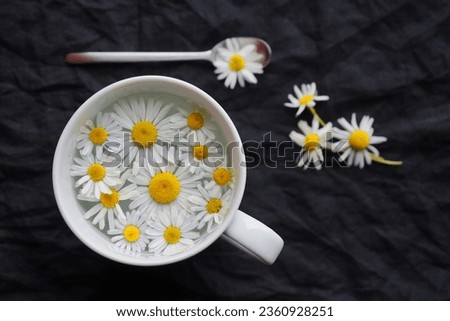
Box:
246 62 263 74
311 118 319 132
348 150 355 166
179 238 195 246
301 84 307 94
289 131 305 147
225 72 237 89
294 85 303 98
337 117 355 132
284 102 298 108
314 95 329 101
75 175 90 187
306 101 316 107
159 210 171 227
339 148 352 162
288 94 298 105
297 120 311 135
367 145 380 155
93 207 107 225
129 193 149 209
237 72 245 87
363 150 372 165
297 152 309 168
370 136 387 144
351 113 358 129
213 60 228 69
81 180 93 196
295 106 306 117
238 44 256 56
84 203 103 219
217 71 229 80
316 148 324 161
154 103 173 125
357 152 365 169
241 69 257 84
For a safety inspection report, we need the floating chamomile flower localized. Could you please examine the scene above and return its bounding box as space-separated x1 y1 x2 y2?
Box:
178 134 223 174
107 209 150 253
332 113 387 169
170 105 217 142
284 82 329 117
70 153 122 199
146 207 200 256
213 38 264 89
204 166 234 190
289 118 333 170
189 184 231 233
77 170 139 230
76 112 123 158
112 97 178 169
128 155 203 216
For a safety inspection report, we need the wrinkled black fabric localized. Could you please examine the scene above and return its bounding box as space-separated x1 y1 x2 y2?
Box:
1 0 450 300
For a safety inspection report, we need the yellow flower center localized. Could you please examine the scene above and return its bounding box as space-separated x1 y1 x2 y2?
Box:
228 54 246 72
192 144 208 160
206 198 222 214
131 120 158 147
100 189 120 208
87 163 106 182
349 129 370 150
164 226 181 244
213 167 232 186
123 225 140 242
299 94 314 105
89 127 108 145
186 112 204 130
304 133 320 151
149 172 181 204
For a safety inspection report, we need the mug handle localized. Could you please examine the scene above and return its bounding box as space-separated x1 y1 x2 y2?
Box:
221 210 284 265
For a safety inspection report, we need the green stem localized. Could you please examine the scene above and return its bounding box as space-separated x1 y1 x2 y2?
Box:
307 106 326 126
370 154 402 166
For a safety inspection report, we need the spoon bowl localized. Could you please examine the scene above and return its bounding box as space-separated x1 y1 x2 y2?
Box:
210 37 272 68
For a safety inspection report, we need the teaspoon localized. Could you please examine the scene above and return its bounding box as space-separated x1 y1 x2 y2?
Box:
66 37 272 67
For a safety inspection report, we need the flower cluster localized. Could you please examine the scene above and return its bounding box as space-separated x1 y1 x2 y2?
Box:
285 82 401 170
70 97 234 255
213 38 264 89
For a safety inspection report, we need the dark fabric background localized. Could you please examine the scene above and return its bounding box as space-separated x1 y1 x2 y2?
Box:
1 0 449 300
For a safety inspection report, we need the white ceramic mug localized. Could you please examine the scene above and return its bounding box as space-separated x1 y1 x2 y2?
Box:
53 76 284 266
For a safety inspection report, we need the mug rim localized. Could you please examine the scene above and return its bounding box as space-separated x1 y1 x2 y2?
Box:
53 75 247 266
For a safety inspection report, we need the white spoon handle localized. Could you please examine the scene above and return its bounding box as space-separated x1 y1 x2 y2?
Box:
66 50 212 64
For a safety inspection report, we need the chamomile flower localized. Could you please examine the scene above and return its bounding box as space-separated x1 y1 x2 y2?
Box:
284 82 329 116
128 155 203 216
76 112 123 158
189 184 231 233
77 170 139 230
203 166 234 190
332 113 387 168
170 105 217 142
213 38 264 89
111 96 178 170
289 118 333 170
70 153 122 199
107 209 150 253
146 207 200 256
178 134 223 173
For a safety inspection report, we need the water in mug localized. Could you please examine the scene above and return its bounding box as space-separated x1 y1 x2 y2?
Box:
72 92 234 256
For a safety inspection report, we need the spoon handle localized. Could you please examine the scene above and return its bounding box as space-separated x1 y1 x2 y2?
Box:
66 50 212 64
